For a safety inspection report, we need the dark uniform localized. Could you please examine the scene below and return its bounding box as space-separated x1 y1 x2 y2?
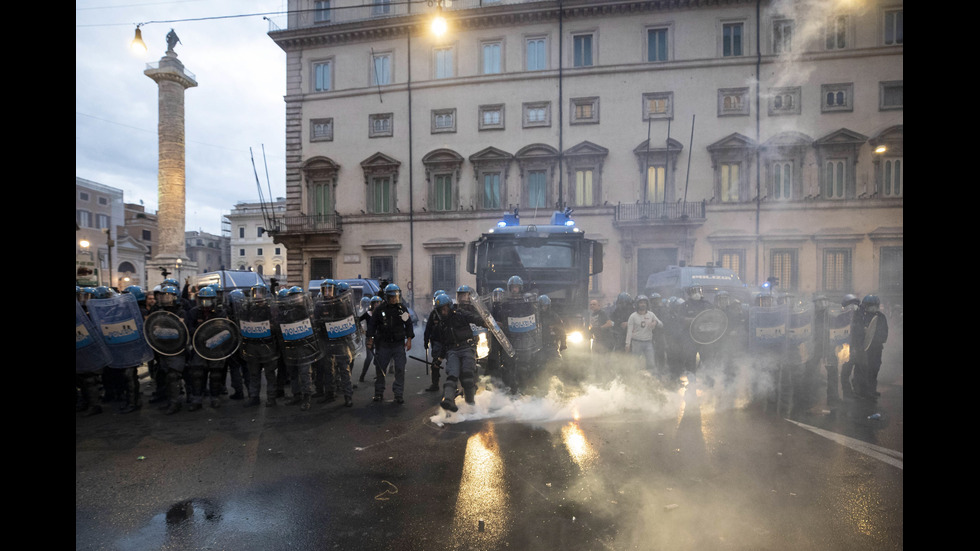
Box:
432 299 487 411
366 285 414 403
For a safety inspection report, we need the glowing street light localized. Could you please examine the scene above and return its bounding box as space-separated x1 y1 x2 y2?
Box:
131 25 147 54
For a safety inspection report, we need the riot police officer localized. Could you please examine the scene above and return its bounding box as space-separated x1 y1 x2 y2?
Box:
432 294 488 412
238 283 281 407
185 286 229 410
536 295 566 370
366 284 414 404
277 286 321 410
851 295 888 400
314 280 358 407
152 285 187 414
423 290 449 392
493 276 542 393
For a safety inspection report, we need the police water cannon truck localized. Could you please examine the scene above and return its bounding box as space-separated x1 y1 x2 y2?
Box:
466 208 603 348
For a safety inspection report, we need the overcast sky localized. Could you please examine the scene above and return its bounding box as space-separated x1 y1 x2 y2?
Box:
76 0 289 236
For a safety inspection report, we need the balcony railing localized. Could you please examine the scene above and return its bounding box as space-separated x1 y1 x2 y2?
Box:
615 201 705 223
276 213 343 234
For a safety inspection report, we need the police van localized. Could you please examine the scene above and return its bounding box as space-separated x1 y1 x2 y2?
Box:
196 270 268 292
644 263 749 303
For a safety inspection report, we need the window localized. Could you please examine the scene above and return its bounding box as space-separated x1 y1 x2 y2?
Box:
720 163 740 202
527 170 548 208
646 165 665 203
371 52 391 86
883 9 903 45
432 255 456 293
431 108 456 134
275 247 281 255
311 258 334 280
257 227 265 237
646 27 668 62
643 92 673 120
482 173 502 209
570 97 599 124
821 83 853 113
723 22 743 57
482 40 502 74
823 249 852 292
825 15 847 50
433 174 454 211
573 170 594 207
881 158 902 197
573 33 594 67
824 160 846 199
95 214 110 229
76 210 92 228
313 60 332 92
369 113 393 138
773 19 793 54
479 104 504 130
372 0 391 16
314 1 331 23
239 226 245 238
879 246 903 295
256 264 264 276
370 256 393 281
768 87 801 116
369 176 392 213
523 102 551 128
311 118 333 142
718 87 749 116
770 249 798 291
239 249 245 256
98 197 108 205
719 250 744 281
79 191 89 201
142 230 151 241
526 37 547 71
771 161 793 200
257 248 264 256
880 81 903 110
275 264 282 275
434 46 454 79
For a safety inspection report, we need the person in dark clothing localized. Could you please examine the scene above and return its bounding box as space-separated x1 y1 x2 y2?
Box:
366 284 415 403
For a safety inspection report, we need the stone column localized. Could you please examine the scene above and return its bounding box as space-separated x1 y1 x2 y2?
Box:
144 46 198 284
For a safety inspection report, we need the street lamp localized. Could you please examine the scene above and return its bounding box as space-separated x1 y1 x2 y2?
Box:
131 24 147 54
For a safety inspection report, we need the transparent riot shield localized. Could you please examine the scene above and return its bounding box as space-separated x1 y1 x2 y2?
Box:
787 305 814 364
76 301 111 372
192 318 243 361
274 293 323 365
235 296 280 362
87 294 153 368
143 310 189 356
748 304 788 354
471 292 515 358
689 308 729 345
499 294 541 355
314 293 364 355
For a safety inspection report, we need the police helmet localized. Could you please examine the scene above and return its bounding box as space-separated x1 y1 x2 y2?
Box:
507 275 523 294
320 279 337 296
163 278 180 288
288 286 304 295
93 286 112 299
228 289 245 301
335 282 351 295
616 292 632 306
384 283 401 303
538 295 551 308
457 285 474 303
159 285 178 305
861 295 881 311
251 283 269 299
370 295 383 305
492 288 505 302
686 285 704 301
197 286 217 307
841 294 860 308
360 296 372 310
124 285 146 302
277 288 289 298
434 294 453 309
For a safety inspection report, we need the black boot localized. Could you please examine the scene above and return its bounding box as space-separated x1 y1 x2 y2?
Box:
440 383 458 412
344 395 353 407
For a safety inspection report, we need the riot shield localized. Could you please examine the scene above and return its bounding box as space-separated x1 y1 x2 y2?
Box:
827 307 853 349
864 315 880 352
689 309 729 345
144 310 189 356
192 318 243 360
314 293 364 355
274 293 323 365
76 301 111 373
748 305 788 353
87 294 153 368
786 305 814 364
471 293 515 358
499 295 541 355
235 296 280 362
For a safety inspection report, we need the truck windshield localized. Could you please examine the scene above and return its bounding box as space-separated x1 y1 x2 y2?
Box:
488 241 574 269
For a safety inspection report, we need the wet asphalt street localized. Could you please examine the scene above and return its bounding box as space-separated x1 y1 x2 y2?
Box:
76 338 903 551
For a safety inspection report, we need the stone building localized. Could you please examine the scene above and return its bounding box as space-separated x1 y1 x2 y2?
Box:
267 0 903 309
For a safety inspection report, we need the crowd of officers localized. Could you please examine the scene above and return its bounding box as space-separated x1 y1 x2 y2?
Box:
77 275 890 418
76 277 421 416
586 285 890 406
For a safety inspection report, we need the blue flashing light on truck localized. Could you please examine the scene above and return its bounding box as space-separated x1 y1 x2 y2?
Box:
466 208 603 347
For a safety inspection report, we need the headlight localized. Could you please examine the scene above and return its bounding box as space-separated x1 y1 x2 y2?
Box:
476 332 489 359
566 330 584 344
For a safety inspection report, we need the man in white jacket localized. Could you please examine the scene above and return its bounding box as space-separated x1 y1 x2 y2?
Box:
625 295 664 375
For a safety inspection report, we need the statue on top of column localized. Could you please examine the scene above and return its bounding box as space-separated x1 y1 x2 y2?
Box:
166 29 181 53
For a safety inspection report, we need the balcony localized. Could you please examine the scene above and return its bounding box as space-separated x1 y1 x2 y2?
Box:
614 200 705 225
275 213 343 235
